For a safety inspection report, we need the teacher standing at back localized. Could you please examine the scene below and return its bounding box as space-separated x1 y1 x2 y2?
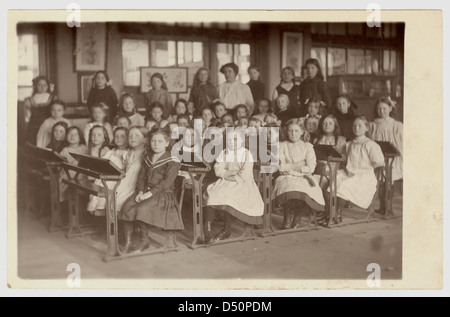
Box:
218 63 254 116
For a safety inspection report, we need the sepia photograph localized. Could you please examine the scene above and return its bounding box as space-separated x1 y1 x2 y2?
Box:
6 9 444 291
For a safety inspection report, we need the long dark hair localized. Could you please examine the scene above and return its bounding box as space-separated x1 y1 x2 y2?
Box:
317 114 342 146
88 125 110 157
304 58 325 81
66 126 86 146
47 121 69 153
32 76 51 95
192 67 212 87
92 71 110 89
150 73 168 91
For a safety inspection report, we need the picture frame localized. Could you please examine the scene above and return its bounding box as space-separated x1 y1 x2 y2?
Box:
282 32 304 77
74 23 107 72
140 67 188 93
78 73 95 104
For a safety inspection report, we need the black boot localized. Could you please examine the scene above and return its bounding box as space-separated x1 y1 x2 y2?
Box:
214 214 232 241
120 222 134 254
204 221 214 244
134 222 151 252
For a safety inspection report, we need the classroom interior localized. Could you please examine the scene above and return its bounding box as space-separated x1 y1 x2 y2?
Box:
16 21 404 280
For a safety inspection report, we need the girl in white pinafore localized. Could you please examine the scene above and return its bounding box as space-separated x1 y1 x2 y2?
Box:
87 127 129 216
368 97 403 214
87 127 146 215
332 116 385 212
272 119 325 229
204 131 264 242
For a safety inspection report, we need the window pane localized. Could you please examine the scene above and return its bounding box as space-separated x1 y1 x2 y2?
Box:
390 50 397 74
151 41 176 67
327 48 346 76
347 49 365 74
216 43 233 85
122 39 149 86
178 41 204 87
18 34 39 87
366 50 382 75
235 44 251 84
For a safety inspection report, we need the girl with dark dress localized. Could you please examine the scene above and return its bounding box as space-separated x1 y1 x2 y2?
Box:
247 65 265 102
86 71 119 120
299 59 332 116
25 76 57 145
188 67 218 116
120 128 183 253
334 95 358 141
272 67 300 117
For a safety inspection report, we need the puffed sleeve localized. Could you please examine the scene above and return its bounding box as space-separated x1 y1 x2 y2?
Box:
149 161 181 195
368 141 385 168
135 160 148 193
394 120 403 156
301 143 317 174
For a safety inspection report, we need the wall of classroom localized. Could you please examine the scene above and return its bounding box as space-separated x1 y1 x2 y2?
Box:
20 22 404 124
52 23 312 107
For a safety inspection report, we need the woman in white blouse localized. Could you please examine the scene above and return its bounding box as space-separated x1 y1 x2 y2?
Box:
218 63 254 116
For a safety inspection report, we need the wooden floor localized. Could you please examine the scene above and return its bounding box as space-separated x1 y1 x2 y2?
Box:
16 191 403 282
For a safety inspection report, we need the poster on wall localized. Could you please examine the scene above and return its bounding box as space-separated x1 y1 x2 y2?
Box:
75 23 107 72
282 32 304 77
140 67 188 93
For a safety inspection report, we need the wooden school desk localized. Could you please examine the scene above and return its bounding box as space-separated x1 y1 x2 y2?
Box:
23 143 66 232
376 141 401 218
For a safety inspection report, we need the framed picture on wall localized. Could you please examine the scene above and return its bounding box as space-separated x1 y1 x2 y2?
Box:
140 67 188 93
282 32 304 77
75 23 107 72
78 73 95 104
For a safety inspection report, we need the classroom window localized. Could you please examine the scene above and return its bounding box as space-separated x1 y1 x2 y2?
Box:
216 43 251 85
314 47 398 77
122 39 150 87
18 34 39 101
122 39 205 89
